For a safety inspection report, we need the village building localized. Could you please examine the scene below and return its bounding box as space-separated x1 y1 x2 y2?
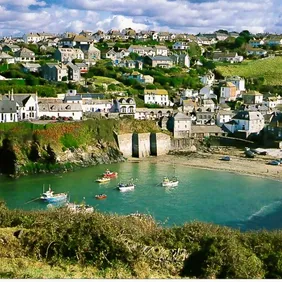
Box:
170 112 192 138
144 89 171 106
111 97 136 116
54 48 84 63
0 100 18 122
220 82 237 103
242 91 263 104
14 48 36 62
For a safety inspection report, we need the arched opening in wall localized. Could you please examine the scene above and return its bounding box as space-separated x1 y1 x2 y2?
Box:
158 111 163 118
129 106 134 113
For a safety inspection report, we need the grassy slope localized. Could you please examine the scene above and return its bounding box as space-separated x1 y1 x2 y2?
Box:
216 57 282 85
92 76 121 85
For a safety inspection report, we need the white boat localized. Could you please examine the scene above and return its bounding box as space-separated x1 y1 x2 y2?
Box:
40 185 68 203
162 176 179 187
118 183 135 192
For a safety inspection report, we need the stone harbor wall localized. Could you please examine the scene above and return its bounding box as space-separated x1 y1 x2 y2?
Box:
116 133 133 158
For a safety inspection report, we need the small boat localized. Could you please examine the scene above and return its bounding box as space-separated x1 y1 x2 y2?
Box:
103 169 118 178
66 202 94 213
162 176 179 187
40 185 68 203
96 177 111 183
95 194 107 199
245 148 255 158
220 156 231 161
118 182 135 192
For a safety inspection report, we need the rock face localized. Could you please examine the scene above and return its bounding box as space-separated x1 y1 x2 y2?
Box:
1 138 125 177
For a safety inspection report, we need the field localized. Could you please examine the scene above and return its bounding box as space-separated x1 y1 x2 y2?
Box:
216 57 282 85
92 76 121 85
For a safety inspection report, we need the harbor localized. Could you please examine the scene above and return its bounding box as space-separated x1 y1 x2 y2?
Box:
1 158 282 231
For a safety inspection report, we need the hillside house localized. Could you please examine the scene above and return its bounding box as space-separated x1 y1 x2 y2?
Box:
146 56 174 68
0 100 18 122
42 63 68 82
171 112 192 138
200 71 215 86
170 54 190 68
144 89 171 106
216 109 234 126
249 39 265 47
213 52 243 63
14 48 35 62
220 82 237 103
172 42 189 50
0 52 15 64
22 63 41 73
2 44 20 53
246 46 267 56
226 76 245 94
242 91 263 104
54 48 84 63
112 97 136 116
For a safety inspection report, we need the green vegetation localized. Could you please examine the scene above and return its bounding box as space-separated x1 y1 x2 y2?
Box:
216 57 282 86
1 201 282 278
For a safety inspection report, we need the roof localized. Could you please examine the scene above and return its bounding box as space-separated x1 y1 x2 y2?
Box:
150 56 173 61
243 91 263 96
213 52 238 59
2 94 36 107
191 125 224 134
233 111 264 121
144 89 168 95
174 112 191 120
22 63 41 68
225 82 236 87
0 100 17 113
39 103 83 112
64 95 82 101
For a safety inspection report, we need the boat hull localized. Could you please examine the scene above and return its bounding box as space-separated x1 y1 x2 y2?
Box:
41 194 68 203
103 172 118 178
118 185 135 192
162 181 179 187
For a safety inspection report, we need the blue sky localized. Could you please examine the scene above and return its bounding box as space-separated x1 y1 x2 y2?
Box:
0 0 281 36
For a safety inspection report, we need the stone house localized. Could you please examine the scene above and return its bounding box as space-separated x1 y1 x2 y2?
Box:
170 53 190 68
172 42 189 50
170 112 191 138
242 91 263 104
226 76 245 94
22 63 41 73
213 52 244 63
0 52 15 64
200 71 215 86
54 48 84 63
2 44 20 53
42 63 68 82
146 56 174 68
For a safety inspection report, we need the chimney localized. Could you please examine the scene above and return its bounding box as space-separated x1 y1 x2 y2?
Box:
11 88 14 101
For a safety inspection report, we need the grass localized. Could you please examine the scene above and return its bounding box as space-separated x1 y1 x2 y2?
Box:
216 57 282 85
92 76 121 85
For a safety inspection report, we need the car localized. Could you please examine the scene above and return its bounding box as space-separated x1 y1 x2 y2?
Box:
220 156 231 161
268 160 280 166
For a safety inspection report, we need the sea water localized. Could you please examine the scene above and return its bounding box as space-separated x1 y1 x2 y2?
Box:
1 161 282 231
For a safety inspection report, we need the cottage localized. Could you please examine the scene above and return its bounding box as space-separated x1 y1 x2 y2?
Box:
42 63 68 82
2 44 20 53
190 125 226 139
172 42 189 50
226 76 245 93
112 97 136 116
213 52 243 63
135 108 172 120
147 56 173 68
170 54 190 68
216 109 234 126
200 71 215 86
220 82 237 103
171 112 191 138
144 89 171 106
22 63 41 73
54 48 84 63
0 100 18 122
153 45 169 56
246 46 267 56
0 52 15 64
223 110 264 136
14 48 35 62
242 91 263 104
249 39 265 48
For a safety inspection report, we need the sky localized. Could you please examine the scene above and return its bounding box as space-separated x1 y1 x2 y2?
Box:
0 0 281 36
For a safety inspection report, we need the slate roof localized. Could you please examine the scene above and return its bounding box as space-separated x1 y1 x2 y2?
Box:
233 111 263 120
0 100 17 113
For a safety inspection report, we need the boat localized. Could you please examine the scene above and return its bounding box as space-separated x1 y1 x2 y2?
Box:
162 176 179 187
95 194 107 199
40 185 68 203
245 148 255 158
103 169 118 178
220 156 231 161
118 182 135 192
96 177 111 183
66 202 94 213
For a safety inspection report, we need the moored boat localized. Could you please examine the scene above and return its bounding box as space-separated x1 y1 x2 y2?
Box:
66 202 94 213
118 182 135 192
95 194 107 199
96 177 111 183
162 176 179 187
103 169 118 178
40 186 68 203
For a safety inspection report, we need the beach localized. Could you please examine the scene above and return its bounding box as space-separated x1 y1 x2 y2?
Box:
129 148 282 182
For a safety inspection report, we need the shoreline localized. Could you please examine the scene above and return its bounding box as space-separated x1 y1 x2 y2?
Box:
128 150 282 182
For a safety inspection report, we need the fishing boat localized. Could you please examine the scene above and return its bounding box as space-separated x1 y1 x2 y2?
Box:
96 177 111 183
103 169 118 178
95 194 107 200
162 176 179 187
40 185 68 203
118 182 135 192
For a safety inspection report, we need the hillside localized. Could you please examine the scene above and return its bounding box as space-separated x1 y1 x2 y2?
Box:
216 57 282 85
1 202 282 278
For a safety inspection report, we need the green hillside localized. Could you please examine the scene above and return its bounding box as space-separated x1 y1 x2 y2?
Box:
216 57 282 85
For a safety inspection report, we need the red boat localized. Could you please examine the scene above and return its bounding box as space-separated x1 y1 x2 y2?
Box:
103 170 118 178
95 194 107 200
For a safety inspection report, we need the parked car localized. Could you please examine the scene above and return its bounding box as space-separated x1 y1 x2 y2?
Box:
268 160 280 166
220 156 231 161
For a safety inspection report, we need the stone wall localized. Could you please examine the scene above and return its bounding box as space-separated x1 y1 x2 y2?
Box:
171 138 194 150
151 133 171 156
116 133 133 157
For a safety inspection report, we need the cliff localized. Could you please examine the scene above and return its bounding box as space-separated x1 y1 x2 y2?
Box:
0 118 162 177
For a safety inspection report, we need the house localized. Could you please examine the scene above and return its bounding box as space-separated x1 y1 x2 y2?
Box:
54 48 84 63
249 39 265 48
128 45 155 57
111 97 136 116
246 46 268 56
190 125 226 139
66 62 81 82
226 76 245 93
182 99 197 113
220 82 237 103
172 42 189 50
14 48 35 62
59 35 92 48
82 99 112 113
2 44 20 53
223 110 264 136
22 63 41 73
0 52 15 64
23 32 54 44
266 113 282 140
213 52 243 63
153 45 169 56
135 108 172 120
74 62 88 74
2 91 39 120
216 109 234 126
42 63 68 82
200 71 215 86
105 48 118 61
242 91 263 104
38 103 83 120
170 112 191 138
197 36 217 46
80 43 101 63
123 72 154 84
199 86 217 99
157 32 170 41
194 110 215 125
264 96 281 109
265 36 282 46
144 89 171 106
170 54 190 68
143 75 154 84
0 100 18 122
124 60 143 69
147 56 174 68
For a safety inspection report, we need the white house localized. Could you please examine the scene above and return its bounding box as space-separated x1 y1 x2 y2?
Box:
172 42 189 50
153 45 168 56
223 111 264 135
172 112 192 138
144 89 171 106
200 71 215 86
38 103 83 120
199 86 217 99
220 82 237 103
0 52 15 64
82 99 113 113
216 109 234 126
0 100 18 122
226 76 245 94
112 97 136 115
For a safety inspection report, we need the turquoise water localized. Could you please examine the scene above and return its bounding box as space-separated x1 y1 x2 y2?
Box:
1 161 282 231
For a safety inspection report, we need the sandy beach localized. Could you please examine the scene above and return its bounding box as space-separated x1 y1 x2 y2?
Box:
128 148 282 182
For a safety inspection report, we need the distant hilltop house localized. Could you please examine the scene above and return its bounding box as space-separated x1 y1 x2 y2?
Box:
264 36 282 46
144 89 172 106
249 39 265 48
222 110 265 137
242 91 263 104
23 32 55 44
58 35 93 48
213 52 244 63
